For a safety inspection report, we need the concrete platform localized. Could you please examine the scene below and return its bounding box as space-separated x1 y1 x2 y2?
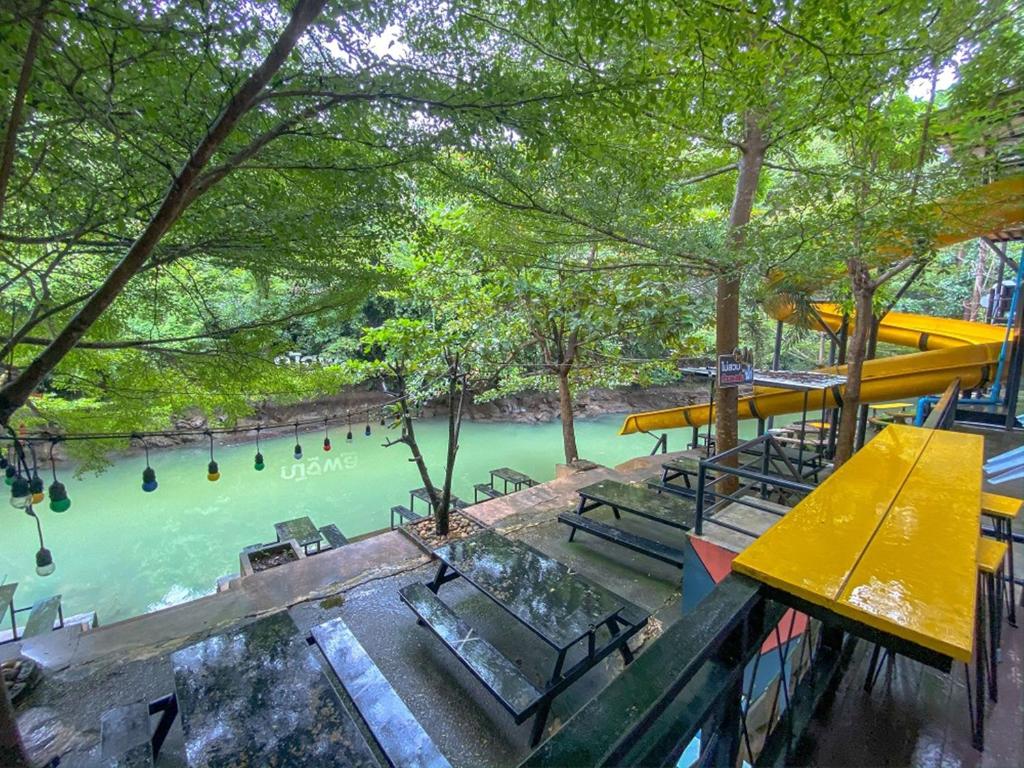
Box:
5 452 685 767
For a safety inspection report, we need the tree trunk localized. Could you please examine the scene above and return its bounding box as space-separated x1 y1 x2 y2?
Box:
0 0 327 426
436 367 466 538
0 1 48 232
557 368 579 463
716 114 766 486
964 240 986 321
835 266 875 466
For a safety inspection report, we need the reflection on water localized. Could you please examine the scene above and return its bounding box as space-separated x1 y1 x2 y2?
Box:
1 414 668 623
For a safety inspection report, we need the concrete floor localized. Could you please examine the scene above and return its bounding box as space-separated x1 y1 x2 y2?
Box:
800 615 1024 768
6 452 686 767
6 434 1023 768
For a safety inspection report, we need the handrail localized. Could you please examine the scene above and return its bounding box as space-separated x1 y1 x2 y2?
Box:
922 378 961 430
521 575 783 767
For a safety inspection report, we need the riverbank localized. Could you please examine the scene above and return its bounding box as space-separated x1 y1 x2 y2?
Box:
118 381 709 451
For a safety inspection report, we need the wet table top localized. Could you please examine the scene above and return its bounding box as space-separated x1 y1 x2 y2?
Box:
733 425 983 662
578 479 696 530
434 529 644 651
171 611 378 767
274 516 321 548
490 467 535 486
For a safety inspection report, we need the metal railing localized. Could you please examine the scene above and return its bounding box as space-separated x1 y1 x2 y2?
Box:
694 434 821 538
522 575 856 768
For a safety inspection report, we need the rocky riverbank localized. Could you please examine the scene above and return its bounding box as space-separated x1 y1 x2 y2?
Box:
47 382 708 458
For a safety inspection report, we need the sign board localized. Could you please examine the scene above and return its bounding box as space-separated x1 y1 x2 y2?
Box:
718 354 753 387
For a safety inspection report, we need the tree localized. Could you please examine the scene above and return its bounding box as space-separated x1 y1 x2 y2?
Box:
411 0 1004 466
440 200 692 463
356 213 519 536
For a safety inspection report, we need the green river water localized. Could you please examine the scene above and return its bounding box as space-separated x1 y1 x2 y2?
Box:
1 414 764 625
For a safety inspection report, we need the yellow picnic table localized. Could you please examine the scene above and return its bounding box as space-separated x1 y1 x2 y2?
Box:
732 424 983 664
869 402 914 412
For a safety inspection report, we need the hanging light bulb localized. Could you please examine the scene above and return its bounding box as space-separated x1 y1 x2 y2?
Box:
379 410 386 427
364 410 371 437
345 411 353 442
10 474 30 509
26 508 55 576
23 443 44 504
206 431 220 481
254 426 265 471
35 546 55 577
323 418 332 452
134 435 158 492
30 472 44 504
293 422 303 460
47 439 71 513
142 466 158 492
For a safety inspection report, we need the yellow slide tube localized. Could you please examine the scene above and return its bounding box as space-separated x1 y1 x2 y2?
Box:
620 176 1023 435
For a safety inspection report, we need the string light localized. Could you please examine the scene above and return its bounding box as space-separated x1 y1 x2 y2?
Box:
27 508 55 577
134 434 158 492
323 418 332 452
364 411 371 437
254 426 265 471
205 431 220 481
47 439 71 513
3 447 14 486
345 411 353 443
293 422 303 460
28 444 44 504
9 473 30 509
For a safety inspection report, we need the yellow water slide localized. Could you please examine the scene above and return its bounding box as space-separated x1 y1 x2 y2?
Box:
620 176 1024 435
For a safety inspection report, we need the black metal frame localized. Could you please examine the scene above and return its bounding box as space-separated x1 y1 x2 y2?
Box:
522 575 855 768
575 486 692 532
421 557 646 746
694 434 819 538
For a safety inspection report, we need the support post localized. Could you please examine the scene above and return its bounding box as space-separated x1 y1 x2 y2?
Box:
1004 262 1023 430
768 320 783 430
854 316 879 450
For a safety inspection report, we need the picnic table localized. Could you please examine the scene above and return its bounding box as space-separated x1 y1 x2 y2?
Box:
489 467 536 493
400 529 648 745
170 611 377 767
274 516 322 555
409 487 468 515
576 479 696 531
732 425 988 746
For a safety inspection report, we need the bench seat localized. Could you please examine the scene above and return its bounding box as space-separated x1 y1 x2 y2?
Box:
312 616 450 768
399 582 541 721
474 483 503 501
981 492 1021 520
558 513 685 568
391 505 425 528
318 524 349 548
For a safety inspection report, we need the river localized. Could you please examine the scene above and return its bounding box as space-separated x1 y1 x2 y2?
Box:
1 414 762 625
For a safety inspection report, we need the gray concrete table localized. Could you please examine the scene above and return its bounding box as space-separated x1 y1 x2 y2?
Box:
489 467 536 493
409 487 467 514
274 516 322 554
171 611 378 767
577 479 697 531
